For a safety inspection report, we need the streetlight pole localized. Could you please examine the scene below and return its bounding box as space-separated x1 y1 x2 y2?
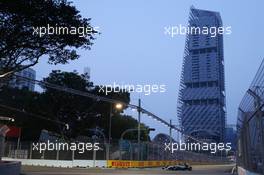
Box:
169 119 172 145
108 104 112 143
120 128 155 160
169 119 172 160
87 128 107 160
137 98 141 160
120 128 138 161
107 104 112 160
107 103 123 160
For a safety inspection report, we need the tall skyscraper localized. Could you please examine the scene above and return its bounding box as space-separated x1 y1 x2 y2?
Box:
9 68 36 91
177 7 226 143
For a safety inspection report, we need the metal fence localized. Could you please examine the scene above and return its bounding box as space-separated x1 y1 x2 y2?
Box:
4 140 107 161
237 59 264 174
3 139 228 165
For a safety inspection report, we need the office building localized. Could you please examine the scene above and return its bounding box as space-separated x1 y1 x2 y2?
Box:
9 68 36 91
177 7 226 143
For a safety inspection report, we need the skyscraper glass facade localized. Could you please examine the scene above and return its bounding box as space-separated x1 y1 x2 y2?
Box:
178 7 226 143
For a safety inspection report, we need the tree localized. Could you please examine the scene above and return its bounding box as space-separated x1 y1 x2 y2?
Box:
111 115 151 141
0 87 54 140
41 70 148 140
41 70 95 138
0 0 97 77
0 70 150 141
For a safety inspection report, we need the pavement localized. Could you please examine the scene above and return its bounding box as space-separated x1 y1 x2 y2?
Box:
21 164 234 175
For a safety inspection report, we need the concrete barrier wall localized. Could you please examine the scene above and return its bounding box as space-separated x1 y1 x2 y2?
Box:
73 160 106 168
2 157 230 169
0 161 21 175
238 166 262 175
2 157 107 168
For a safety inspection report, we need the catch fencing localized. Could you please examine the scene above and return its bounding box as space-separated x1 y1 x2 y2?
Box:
237 59 264 174
3 139 228 167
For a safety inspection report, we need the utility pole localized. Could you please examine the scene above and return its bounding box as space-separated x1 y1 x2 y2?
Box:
169 119 172 160
120 128 155 160
169 120 172 144
137 98 141 160
107 104 113 160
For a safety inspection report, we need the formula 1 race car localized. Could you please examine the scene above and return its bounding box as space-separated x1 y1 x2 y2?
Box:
163 163 192 171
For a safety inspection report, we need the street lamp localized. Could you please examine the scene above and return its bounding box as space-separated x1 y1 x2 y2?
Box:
130 99 144 160
119 128 155 160
137 99 141 160
107 102 124 160
0 116 15 122
115 103 123 110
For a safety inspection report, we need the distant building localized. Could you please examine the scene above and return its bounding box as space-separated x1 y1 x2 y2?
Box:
225 125 237 150
177 7 226 143
9 68 36 91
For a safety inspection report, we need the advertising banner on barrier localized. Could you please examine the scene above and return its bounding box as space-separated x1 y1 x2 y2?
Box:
107 160 181 168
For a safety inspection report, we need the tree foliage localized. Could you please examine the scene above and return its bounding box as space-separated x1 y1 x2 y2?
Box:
0 70 150 141
0 0 97 76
